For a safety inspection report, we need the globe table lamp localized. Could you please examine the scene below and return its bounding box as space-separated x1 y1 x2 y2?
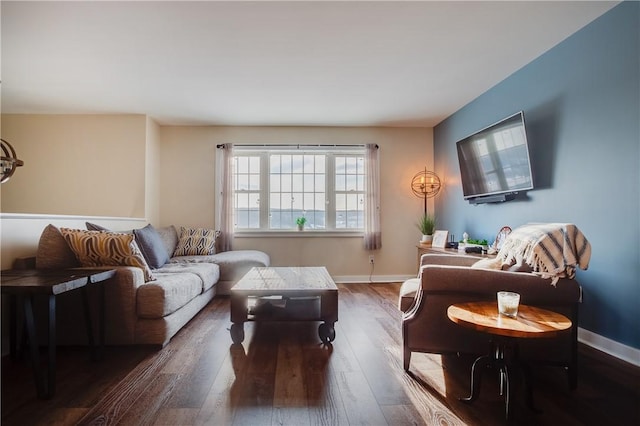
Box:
411 167 441 215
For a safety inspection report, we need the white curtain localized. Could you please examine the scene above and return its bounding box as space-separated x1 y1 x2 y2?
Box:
364 144 381 250
215 143 235 252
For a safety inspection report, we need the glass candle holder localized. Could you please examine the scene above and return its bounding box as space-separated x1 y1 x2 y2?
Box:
497 291 520 318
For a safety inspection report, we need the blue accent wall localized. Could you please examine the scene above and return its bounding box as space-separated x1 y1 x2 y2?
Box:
434 2 640 350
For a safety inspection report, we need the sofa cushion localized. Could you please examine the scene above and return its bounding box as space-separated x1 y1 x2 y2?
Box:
60 228 155 282
173 227 220 256
156 225 179 259
170 249 270 282
133 224 170 269
137 263 220 318
36 224 81 269
157 262 220 293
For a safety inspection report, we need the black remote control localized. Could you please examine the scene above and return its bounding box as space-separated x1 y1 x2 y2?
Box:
465 246 483 254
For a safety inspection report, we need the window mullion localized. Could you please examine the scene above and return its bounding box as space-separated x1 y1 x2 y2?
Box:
326 153 336 230
260 153 270 230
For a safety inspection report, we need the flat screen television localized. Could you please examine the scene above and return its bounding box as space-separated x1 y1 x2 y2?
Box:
456 111 534 204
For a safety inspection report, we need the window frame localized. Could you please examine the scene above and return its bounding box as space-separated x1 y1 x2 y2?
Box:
232 146 366 236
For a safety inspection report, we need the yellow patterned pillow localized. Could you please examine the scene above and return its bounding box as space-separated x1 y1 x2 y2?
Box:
60 228 155 282
173 227 220 257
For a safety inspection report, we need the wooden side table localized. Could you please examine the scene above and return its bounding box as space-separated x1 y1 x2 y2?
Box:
1 268 116 399
447 301 571 421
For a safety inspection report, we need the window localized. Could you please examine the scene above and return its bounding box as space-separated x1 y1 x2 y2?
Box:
334 155 365 229
232 147 366 232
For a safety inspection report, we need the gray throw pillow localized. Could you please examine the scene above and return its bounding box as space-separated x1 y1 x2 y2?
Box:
85 222 110 231
85 222 132 234
133 224 170 269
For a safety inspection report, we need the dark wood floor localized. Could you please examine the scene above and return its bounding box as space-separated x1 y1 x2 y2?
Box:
2 283 639 425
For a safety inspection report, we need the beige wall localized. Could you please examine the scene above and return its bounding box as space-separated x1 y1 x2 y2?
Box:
0 114 147 218
0 115 434 279
159 126 434 280
145 117 162 225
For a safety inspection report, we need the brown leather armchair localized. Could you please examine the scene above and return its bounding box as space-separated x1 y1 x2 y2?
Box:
400 254 582 389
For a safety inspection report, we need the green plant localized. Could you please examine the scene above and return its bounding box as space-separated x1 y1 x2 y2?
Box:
296 217 307 226
417 214 436 235
461 238 489 246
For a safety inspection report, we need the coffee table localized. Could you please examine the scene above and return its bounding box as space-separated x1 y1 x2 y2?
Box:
230 267 338 344
447 301 572 421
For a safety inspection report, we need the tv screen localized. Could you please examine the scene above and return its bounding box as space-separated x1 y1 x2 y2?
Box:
456 111 534 202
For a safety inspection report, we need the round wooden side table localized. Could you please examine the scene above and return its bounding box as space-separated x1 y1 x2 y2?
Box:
447 301 572 421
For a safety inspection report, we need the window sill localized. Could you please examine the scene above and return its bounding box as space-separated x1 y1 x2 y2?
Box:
235 230 364 238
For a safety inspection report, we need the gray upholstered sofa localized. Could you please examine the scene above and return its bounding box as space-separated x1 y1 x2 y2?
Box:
31 224 270 347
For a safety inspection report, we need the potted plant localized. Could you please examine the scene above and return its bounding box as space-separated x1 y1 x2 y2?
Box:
417 213 436 244
296 217 307 231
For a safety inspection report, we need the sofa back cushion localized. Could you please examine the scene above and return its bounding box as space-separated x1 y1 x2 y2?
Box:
156 225 179 259
36 224 81 269
61 228 155 282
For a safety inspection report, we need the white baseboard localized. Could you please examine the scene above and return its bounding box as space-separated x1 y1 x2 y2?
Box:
578 327 640 367
333 275 414 284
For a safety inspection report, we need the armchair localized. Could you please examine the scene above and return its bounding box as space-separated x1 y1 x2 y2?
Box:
400 253 582 389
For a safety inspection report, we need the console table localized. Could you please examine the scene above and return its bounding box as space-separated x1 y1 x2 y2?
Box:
1 268 116 399
416 245 494 269
447 301 571 421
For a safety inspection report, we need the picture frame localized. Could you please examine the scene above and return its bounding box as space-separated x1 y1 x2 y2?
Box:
432 230 449 248
491 226 512 252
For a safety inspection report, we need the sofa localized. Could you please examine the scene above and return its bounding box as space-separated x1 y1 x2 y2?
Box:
29 223 270 347
400 223 590 389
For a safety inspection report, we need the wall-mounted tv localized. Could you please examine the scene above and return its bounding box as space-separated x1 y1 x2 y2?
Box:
456 111 534 204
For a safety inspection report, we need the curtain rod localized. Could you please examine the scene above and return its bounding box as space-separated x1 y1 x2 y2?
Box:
216 143 378 149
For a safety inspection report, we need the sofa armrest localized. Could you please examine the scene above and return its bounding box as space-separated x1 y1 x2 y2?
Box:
102 266 146 344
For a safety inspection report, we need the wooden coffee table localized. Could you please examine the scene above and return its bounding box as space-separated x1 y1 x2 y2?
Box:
230 267 338 344
447 301 572 421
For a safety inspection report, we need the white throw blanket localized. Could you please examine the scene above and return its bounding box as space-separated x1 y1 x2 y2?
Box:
496 223 591 285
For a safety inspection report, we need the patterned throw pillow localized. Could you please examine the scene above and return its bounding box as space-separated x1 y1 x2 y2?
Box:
173 227 220 257
85 222 169 268
60 228 155 282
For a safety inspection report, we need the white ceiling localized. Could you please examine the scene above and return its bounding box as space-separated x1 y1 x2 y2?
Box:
1 1 618 128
